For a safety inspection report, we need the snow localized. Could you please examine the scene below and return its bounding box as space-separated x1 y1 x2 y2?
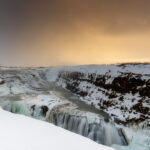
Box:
22 92 68 109
45 64 150 80
0 107 114 150
9 92 71 121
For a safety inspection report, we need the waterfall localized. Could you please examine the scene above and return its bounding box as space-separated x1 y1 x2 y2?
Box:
53 113 127 146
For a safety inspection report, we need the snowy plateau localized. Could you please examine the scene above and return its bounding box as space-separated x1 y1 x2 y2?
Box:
0 64 149 150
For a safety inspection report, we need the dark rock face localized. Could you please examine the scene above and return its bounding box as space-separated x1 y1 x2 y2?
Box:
139 87 150 98
132 102 149 114
41 106 48 117
31 105 36 111
111 77 145 94
56 71 150 125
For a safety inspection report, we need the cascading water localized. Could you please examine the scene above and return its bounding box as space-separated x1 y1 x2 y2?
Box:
53 113 127 146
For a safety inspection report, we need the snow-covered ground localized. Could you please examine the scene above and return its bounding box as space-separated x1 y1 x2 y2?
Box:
0 68 45 96
45 64 150 81
0 107 114 150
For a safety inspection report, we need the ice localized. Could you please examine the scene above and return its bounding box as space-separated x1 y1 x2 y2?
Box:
10 93 68 120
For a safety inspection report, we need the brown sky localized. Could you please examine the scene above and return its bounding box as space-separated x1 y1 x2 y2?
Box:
0 0 150 66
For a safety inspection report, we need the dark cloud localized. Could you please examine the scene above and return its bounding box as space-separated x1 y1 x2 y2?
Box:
1 0 150 34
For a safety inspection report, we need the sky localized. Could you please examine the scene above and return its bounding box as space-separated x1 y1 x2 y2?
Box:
0 0 150 67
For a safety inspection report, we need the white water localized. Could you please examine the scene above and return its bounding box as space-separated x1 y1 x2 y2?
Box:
54 113 127 146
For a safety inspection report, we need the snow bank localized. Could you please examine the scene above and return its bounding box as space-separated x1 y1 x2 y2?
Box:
0 108 114 150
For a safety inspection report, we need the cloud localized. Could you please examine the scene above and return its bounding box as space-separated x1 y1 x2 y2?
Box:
0 0 150 66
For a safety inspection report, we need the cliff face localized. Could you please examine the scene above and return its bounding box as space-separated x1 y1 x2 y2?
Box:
54 64 150 125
